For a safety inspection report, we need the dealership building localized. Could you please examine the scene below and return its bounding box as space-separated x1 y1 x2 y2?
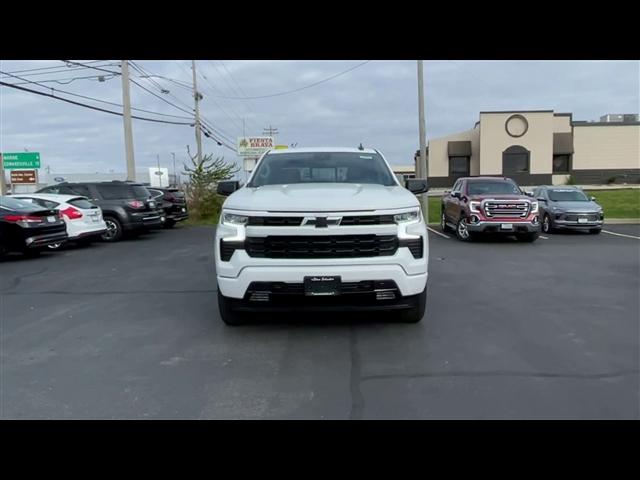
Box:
419 111 639 188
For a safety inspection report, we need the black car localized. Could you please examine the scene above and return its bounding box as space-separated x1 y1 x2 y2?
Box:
37 181 163 242
0 196 68 257
148 187 189 228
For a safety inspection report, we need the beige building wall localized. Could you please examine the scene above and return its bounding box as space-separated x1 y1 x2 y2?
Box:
427 127 480 177
553 115 572 133
479 112 554 175
573 124 640 169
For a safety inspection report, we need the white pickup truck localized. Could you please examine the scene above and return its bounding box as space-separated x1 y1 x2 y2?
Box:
214 147 429 325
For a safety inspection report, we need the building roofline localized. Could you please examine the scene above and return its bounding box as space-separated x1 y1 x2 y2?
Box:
572 121 640 127
479 110 554 114
553 113 573 117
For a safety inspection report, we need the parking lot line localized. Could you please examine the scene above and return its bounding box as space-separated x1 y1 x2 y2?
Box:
601 230 640 240
539 235 549 240
427 226 450 239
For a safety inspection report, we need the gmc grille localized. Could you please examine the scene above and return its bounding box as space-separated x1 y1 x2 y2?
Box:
484 201 529 218
245 235 398 259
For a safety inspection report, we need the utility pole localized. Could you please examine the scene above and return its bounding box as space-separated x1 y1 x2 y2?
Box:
192 60 203 164
263 124 279 144
0 154 6 196
121 60 136 181
171 152 177 186
417 60 429 221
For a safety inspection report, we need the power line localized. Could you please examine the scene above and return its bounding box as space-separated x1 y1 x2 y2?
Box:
0 60 109 76
0 62 121 79
0 81 194 125
9 73 119 86
62 60 121 76
0 70 194 120
204 60 372 99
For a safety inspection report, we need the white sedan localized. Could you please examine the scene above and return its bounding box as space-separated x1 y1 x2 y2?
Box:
11 193 107 249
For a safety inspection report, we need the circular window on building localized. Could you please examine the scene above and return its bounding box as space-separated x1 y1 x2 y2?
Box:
505 114 529 138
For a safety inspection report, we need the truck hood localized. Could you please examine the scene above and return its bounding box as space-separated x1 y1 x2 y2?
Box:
468 194 531 201
223 183 419 212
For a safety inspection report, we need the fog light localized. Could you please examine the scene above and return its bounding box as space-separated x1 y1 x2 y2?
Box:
249 292 270 302
532 215 539 224
376 291 396 301
469 214 480 224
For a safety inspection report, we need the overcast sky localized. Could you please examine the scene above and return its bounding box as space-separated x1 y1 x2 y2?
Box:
1 60 638 177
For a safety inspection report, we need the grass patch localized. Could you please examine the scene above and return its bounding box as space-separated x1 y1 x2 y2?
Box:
585 189 640 219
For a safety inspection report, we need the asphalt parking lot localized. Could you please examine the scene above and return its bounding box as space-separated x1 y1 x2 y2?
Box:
1 225 638 419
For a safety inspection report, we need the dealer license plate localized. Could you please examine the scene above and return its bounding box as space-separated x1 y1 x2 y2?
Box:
304 276 341 296
500 223 513 230
47 216 56 223
578 217 588 224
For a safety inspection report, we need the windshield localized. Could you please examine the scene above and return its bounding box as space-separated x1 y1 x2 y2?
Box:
0 196 44 211
467 180 521 195
548 189 589 202
248 152 396 187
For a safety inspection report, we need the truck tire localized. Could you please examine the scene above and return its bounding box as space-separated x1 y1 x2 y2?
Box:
218 290 246 326
542 214 554 233
397 287 427 323
516 232 539 242
455 217 474 242
441 209 452 233
101 216 123 242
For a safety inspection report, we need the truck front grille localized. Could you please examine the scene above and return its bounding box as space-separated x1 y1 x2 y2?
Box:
484 201 529 218
245 235 398 259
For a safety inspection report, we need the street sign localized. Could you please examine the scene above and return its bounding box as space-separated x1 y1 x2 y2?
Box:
237 137 274 157
1 152 41 169
10 170 38 184
149 167 169 188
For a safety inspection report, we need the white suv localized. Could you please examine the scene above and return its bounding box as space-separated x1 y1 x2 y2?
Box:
214 147 429 325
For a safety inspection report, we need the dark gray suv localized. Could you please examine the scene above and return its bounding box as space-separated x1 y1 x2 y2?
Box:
533 186 604 234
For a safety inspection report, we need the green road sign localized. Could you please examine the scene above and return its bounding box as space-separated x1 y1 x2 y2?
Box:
1 152 41 169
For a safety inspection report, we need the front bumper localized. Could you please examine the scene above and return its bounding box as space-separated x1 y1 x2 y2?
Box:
466 220 540 234
217 263 427 299
553 219 603 229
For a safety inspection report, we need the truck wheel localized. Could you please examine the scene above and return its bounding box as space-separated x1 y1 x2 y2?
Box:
218 290 246 326
397 287 427 323
542 214 554 233
101 216 123 242
455 217 474 242
441 210 452 233
516 232 539 242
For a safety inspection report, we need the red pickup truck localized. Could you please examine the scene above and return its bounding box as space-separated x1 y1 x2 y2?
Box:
441 176 540 242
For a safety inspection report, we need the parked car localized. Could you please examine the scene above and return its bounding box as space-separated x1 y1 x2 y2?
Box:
37 181 163 242
0 196 68 257
533 186 604 234
441 176 540 242
11 193 107 249
148 187 189 228
214 147 429 326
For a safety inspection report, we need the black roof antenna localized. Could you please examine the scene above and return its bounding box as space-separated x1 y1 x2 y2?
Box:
358 143 364 151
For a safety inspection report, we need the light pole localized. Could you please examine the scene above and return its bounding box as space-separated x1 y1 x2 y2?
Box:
417 60 428 221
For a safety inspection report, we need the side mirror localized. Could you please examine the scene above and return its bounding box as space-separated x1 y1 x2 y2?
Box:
524 191 534 197
405 179 428 195
590 196 596 201
451 191 461 199
537 197 546 202
217 181 240 196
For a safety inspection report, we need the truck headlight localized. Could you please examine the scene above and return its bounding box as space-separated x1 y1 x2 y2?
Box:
222 212 249 225
469 201 481 213
530 201 539 214
394 209 420 224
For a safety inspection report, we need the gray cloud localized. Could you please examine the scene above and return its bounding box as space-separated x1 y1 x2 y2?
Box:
1 60 638 176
